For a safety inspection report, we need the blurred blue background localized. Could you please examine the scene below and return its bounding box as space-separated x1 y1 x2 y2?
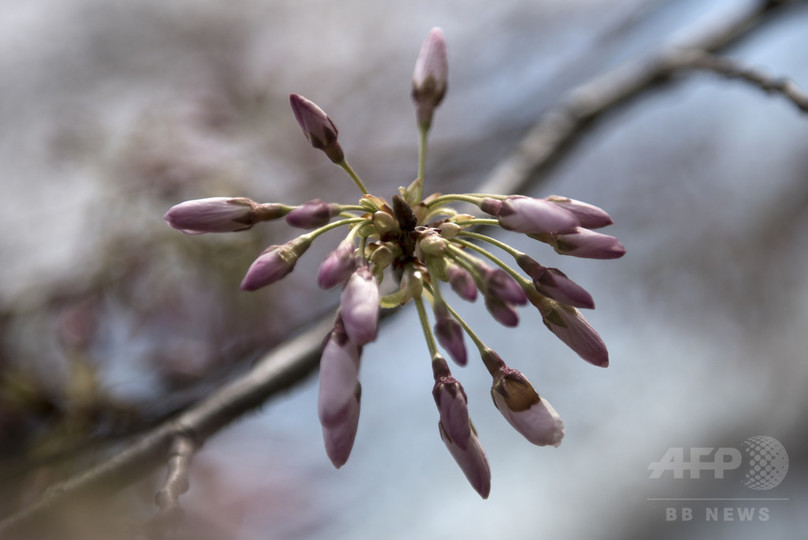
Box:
0 0 806 538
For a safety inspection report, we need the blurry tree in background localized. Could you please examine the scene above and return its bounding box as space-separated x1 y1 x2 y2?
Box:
0 1 807 539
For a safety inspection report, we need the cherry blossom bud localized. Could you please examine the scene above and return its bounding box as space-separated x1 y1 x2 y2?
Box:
546 195 613 229
484 295 519 327
483 268 527 306
340 266 380 345
432 362 471 449
479 197 502 217
285 199 341 229
412 27 448 130
322 383 361 468
516 254 594 309
439 421 491 499
497 196 579 235
447 264 477 301
318 316 362 427
551 227 626 259
491 367 564 447
317 239 356 289
240 236 312 291
164 197 285 234
527 290 609 367
289 93 345 163
433 306 467 366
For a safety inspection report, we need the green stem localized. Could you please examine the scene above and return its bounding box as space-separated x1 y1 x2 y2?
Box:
304 217 366 241
458 230 522 259
451 238 531 287
416 125 428 201
426 193 485 208
440 298 487 352
339 160 369 195
414 296 439 357
455 218 499 227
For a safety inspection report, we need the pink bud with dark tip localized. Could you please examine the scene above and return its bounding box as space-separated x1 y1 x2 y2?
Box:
497 196 579 235
412 27 448 130
164 197 284 234
516 255 594 309
317 239 356 289
546 195 613 229
240 236 312 291
289 94 345 163
447 263 477 302
491 366 564 447
433 305 467 366
552 227 626 259
285 199 341 229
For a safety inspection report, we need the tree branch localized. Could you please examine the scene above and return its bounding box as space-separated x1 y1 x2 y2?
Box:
670 50 808 113
0 0 797 534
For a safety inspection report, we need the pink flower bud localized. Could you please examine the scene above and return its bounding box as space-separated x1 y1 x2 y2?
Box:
340 266 380 345
439 421 491 499
433 306 467 366
322 383 361 468
285 199 341 229
546 195 613 229
516 255 594 309
432 369 471 450
551 227 626 259
483 267 527 306
318 316 362 428
289 94 344 163
528 290 609 367
497 196 579 235
240 236 312 291
447 263 477 302
164 197 282 234
317 239 356 289
484 295 519 327
412 27 448 129
491 367 564 447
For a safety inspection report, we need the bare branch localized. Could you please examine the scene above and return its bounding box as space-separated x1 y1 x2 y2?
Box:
152 433 196 527
0 0 798 534
670 50 808 113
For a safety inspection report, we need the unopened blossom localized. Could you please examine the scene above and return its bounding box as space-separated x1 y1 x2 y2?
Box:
317 239 356 289
240 236 312 291
322 384 361 468
163 197 285 234
546 227 626 259
490 365 564 447
516 254 594 309
546 195 613 229
289 94 344 163
285 199 341 229
434 305 467 366
318 315 362 427
482 267 527 306
412 27 448 129
527 289 609 367
439 421 491 499
484 196 579 235
340 266 380 345
484 295 519 327
432 364 471 449
446 263 477 301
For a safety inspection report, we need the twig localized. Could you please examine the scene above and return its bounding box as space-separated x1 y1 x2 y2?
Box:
152 433 196 527
670 50 808 113
0 0 797 534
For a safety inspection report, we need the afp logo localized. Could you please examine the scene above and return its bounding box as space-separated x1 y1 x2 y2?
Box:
648 436 789 490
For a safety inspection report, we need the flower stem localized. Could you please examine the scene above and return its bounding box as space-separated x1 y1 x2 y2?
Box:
304 217 366 241
416 124 428 201
339 160 369 195
451 238 531 287
440 299 487 352
458 230 521 259
414 296 439 357
426 193 485 208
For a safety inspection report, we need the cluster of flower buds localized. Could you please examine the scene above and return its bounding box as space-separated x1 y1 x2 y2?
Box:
164 27 624 498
